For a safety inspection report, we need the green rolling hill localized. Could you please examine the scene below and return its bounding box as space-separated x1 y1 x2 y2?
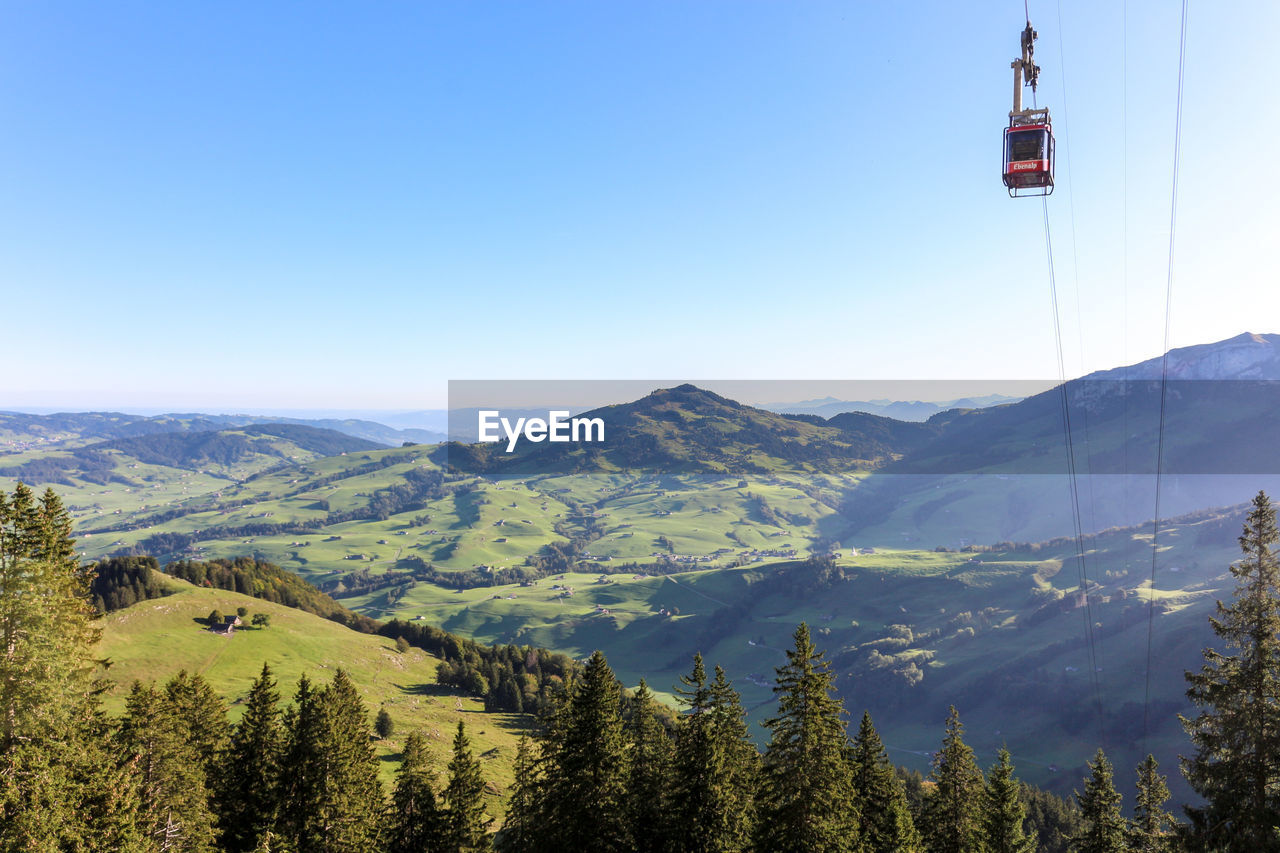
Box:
97 574 530 797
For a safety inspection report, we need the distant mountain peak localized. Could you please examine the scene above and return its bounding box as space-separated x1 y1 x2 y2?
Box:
1087 332 1280 382
635 384 743 410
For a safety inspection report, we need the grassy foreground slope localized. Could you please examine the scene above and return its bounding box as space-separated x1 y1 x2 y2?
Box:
97 576 529 796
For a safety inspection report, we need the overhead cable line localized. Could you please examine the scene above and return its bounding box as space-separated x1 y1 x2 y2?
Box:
1143 0 1190 746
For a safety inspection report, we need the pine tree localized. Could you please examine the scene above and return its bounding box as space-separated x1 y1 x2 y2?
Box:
1074 749 1125 853
984 747 1033 853
375 707 394 739
0 737 88 852
118 680 218 852
219 663 286 853
278 674 323 849
671 654 758 853
922 706 985 853
1128 754 1175 853
442 721 491 852
670 652 718 852
315 669 385 851
1182 490 1280 851
389 731 443 853
708 664 759 850
756 623 859 853
624 680 674 853
0 484 100 749
65 721 152 853
850 711 921 853
0 484 146 852
496 736 537 853
536 650 631 851
278 670 385 852
164 670 229 777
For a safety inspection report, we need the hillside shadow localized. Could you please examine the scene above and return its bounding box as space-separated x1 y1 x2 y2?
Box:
397 682 454 697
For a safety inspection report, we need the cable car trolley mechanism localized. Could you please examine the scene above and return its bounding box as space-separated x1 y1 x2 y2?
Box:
1003 21 1055 197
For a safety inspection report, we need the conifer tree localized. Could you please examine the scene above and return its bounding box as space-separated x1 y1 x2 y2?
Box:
442 721 491 852
0 484 100 749
984 747 1033 853
922 706 985 853
1182 490 1280 850
670 654 757 853
0 484 146 852
671 652 718 852
375 707 394 739
0 738 86 852
756 623 859 853
315 669 385 851
1128 754 1174 853
279 670 384 851
497 736 538 853
278 675 323 848
389 731 443 853
219 663 286 853
536 650 630 851
850 711 921 853
624 679 674 853
708 664 759 849
118 681 217 852
1074 749 1125 853
164 670 229 777
65 723 152 853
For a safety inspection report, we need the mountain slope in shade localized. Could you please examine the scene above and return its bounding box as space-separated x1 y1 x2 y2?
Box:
838 332 1280 545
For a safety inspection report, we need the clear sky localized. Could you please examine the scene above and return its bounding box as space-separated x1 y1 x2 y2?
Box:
2 0 1276 410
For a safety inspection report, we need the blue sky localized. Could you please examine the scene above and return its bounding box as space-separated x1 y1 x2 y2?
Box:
2 0 1276 410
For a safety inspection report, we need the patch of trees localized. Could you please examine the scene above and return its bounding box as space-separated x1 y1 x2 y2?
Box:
88 555 171 613
379 619 576 716
165 556 381 633
364 467 449 521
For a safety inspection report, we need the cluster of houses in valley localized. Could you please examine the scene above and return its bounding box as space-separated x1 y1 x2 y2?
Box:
738 547 799 561
653 552 718 564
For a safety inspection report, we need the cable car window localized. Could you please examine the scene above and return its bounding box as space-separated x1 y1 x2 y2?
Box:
1006 130 1044 161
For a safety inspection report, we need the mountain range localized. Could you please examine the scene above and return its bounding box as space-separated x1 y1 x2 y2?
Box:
6 331 1280 806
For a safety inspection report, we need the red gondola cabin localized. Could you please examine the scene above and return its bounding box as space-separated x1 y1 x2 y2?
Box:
1003 119 1054 196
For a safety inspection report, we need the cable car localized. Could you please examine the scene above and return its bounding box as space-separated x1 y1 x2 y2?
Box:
1004 112 1055 196
1003 21 1055 197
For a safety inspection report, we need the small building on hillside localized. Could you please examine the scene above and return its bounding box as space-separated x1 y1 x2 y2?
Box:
210 615 242 636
